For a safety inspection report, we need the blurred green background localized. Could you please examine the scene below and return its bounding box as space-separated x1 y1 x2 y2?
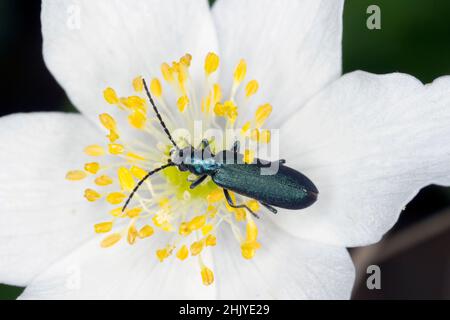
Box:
1 0 450 299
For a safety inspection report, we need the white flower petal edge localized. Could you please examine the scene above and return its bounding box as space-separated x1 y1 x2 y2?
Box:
19 219 353 299
213 220 354 300
41 0 218 127
0 113 103 286
19 233 217 300
272 71 450 247
212 0 344 127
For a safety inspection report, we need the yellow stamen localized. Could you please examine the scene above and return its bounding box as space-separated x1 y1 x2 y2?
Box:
109 143 125 155
233 59 247 84
126 152 147 162
101 233 121 248
84 189 101 202
66 170 87 181
122 96 146 110
156 248 171 262
138 225 154 238
255 103 272 128
85 162 100 174
84 145 105 157
106 192 126 205
205 52 220 75
241 217 260 259
127 225 138 245
213 83 222 104
201 266 214 286
95 175 113 186
177 95 189 112
117 167 134 191
190 240 204 256
109 207 122 217
99 113 117 131
130 166 148 180
132 76 144 92
245 80 259 98
243 149 255 164
187 215 207 231
180 53 192 67
161 63 174 82
150 78 163 98
103 87 119 104
246 200 260 213
201 224 213 236
241 121 251 135
128 111 147 129
94 222 113 234
107 129 119 143
205 234 217 247
207 189 223 203
126 207 142 218
176 245 189 261
179 222 191 236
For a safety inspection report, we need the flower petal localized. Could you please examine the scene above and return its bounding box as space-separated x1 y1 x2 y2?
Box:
213 221 354 299
19 234 216 299
212 0 344 126
42 0 218 125
273 71 450 247
0 113 102 286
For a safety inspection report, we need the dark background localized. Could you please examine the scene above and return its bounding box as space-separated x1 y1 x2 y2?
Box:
1 0 450 299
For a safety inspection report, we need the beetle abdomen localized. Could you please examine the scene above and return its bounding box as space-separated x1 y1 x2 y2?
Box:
212 163 318 210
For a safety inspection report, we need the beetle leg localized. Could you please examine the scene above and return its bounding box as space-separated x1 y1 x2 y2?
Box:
223 189 259 219
260 202 278 214
189 175 208 189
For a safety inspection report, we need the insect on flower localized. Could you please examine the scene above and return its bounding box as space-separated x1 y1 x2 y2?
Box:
121 79 319 219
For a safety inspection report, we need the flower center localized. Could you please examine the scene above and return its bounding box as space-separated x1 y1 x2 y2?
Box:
66 52 274 286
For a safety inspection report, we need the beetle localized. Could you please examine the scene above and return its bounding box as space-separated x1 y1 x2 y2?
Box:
121 79 319 218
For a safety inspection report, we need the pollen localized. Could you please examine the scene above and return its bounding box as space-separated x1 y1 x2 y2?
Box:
187 215 207 231
255 103 272 128
94 222 113 234
205 234 217 247
233 59 247 84
177 95 189 112
138 225 154 238
117 167 134 191
104 87 119 104
101 233 122 248
150 78 163 98
245 80 259 98
106 192 126 205
205 52 220 75
95 175 113 186
84 145 105 157
73 52 276 286
176 245 189 261
84 189 101 202
99 113 117 131
109 143 125 155
201 266 214 286
132 76 144 92
66 170 87 181
190 240 204 256
127 225 138 245
85 162 100 174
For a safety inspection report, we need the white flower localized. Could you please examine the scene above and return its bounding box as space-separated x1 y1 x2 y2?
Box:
1 0 450 300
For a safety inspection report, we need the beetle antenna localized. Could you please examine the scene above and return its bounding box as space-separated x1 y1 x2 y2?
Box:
121 162 175 213
142 78 180 150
